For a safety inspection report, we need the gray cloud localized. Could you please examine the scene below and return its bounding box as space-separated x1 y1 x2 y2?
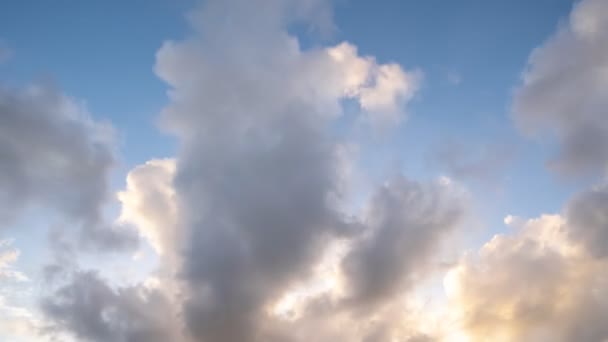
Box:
42 271 185 342
342 176 465 310
177 112 344 341
0 83 136 250
565 183 608 258
512 0 608 177
152 0 425 340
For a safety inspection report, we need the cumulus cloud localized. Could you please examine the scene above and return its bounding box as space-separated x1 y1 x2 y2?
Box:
512 0 608 176
341 176 465 310
445 198 608 341
565 182 608 258
33 0 453 341
149 0 428 340
42 271 186 342
0 83 136 250
117 158 179 257
33 0 608 341
326 43 422 128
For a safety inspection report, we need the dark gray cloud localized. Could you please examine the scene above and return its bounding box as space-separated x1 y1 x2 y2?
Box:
42 271 185 342
566 183 608 258
341 176 465 310
0 83 136 250
512 0 608 177
177 112 345 342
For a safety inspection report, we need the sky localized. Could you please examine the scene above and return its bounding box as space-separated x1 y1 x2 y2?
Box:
0 0 607 341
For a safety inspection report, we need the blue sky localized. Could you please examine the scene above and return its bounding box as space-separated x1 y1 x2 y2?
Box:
2 0 608 341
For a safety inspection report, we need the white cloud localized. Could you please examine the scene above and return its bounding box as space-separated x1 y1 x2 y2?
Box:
117 158 178 256
444 197 608 341
326 42 422 128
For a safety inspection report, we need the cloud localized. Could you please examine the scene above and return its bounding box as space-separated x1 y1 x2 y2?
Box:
152 0 426 340
512 0 608 176
326 42 422 129
36 0 465 341
0 83 136 250
341 176 465 310
42 271 186 342
445 200 608 341
31 0 608 341
0 240 52 342
565 182 608 258
0 239 27 282
117 158 179 257
0 295 47 342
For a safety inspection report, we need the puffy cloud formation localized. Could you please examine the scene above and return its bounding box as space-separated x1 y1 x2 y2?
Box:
153 0 443 340
37 0 468 341
341 177 465 310
0 84 136 249
326 43 422 128
36 0 608 341
117 158 179 257
565 182 608 258
445 186 608 341
42 271 185 342
512 0 608 176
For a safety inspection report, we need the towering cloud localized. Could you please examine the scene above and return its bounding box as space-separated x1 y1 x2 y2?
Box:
512 0 608 176
151 0 434 340
32 0 459 336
